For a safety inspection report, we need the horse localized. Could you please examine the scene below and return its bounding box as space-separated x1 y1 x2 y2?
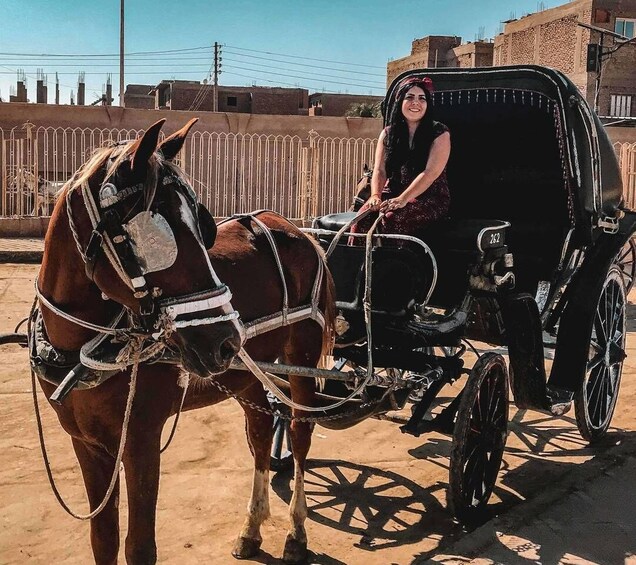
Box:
6 168 62 215
34 118 336 564
350 163 372 212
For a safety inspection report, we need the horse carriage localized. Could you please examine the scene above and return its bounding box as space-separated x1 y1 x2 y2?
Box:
1 64 634 563
268 64 636 523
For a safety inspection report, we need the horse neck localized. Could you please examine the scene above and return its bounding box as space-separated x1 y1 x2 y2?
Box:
38 198 119 351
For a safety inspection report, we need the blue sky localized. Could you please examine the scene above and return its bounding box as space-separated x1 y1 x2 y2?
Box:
0 0 566 105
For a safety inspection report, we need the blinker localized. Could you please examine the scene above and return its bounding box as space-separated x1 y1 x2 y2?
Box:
124 211 178 274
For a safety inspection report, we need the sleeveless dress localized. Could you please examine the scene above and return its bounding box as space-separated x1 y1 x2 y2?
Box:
350 121 450 239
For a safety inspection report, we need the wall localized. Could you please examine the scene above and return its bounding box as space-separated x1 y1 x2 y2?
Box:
0 103 381 139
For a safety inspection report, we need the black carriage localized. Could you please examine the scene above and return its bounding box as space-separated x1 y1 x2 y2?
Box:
277 64 636 523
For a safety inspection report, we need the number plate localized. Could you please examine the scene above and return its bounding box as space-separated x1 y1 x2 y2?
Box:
478 226 506 250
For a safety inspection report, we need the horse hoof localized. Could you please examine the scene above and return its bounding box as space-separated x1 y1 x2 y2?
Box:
232 536 261 559
282 534 308 564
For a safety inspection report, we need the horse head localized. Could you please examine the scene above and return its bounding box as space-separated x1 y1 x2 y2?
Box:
50 118 242 375
351 164 372 212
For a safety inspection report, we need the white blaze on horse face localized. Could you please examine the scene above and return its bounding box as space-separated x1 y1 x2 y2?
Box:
176 191 223 287
239 468 270 540
176 192 244 337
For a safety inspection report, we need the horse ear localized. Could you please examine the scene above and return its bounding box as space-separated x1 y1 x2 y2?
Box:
158 118 199 161
131 119 166 176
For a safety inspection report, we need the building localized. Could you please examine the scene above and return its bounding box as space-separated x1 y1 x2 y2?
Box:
151 80 309 115
387 36 494 86
123 84 155 109
493 0 636 118
308 93 384 116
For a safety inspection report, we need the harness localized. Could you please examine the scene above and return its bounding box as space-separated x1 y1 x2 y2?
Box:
31 163 241 391
221 210 326 340
32 197 327 394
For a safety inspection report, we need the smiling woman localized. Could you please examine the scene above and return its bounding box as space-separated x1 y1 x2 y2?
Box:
349 76 451 240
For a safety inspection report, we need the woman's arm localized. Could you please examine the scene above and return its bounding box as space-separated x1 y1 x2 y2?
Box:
363 130 387 211
381 131 450 211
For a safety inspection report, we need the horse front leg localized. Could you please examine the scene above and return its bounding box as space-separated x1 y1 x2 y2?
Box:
122 430 161 565
280 324 322 565
232 383 274 560
72 438 121 565
283 406 313 565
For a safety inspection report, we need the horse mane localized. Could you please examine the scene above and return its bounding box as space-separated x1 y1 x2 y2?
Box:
61 140 189 209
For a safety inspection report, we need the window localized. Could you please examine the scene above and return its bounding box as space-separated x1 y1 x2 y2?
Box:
227 96 237 107
615 18 635 39
610 94 632 117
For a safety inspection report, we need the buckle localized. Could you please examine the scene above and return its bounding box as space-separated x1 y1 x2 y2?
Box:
598 216 619 234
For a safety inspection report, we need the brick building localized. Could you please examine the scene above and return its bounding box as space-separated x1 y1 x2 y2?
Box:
150 80 309 115
494 0 636 118
387 36 494 86
308 93 384 116
123 84 155 109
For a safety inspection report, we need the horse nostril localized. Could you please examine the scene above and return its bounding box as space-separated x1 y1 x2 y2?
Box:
219 337 239 362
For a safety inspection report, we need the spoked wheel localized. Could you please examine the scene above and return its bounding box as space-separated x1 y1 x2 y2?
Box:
268 394 294 473
448 352 509 525
615 237 636 294
575 266 626 443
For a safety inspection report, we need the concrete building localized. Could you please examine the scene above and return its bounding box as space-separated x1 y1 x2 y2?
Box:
151 80 309 115
308 93 384 117
493 0 636 118
387 36 494 86
124 85 155 109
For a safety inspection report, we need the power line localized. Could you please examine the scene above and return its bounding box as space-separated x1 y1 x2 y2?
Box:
0 46 213 58
223 51 385 77
224 44 385 69
221 63 382 90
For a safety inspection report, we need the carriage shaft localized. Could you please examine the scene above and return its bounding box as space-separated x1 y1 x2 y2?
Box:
229 359 354 382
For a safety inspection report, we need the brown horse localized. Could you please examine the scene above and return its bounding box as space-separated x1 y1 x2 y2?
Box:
350 163 372 212
35 118 336 564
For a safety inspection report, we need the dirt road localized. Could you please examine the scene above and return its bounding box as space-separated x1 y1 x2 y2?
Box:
1 263 635 564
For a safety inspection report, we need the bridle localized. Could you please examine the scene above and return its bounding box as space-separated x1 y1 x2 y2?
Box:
37 154 242 345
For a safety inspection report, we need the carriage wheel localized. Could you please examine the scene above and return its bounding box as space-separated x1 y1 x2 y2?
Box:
574 266 626 443
615 237 636 294
268 394 294 473
448 352 509 525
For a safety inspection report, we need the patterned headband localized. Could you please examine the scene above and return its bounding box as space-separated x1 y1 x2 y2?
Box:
397 76 434 94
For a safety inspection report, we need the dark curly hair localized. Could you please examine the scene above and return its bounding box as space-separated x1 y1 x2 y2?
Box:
384 77 436 180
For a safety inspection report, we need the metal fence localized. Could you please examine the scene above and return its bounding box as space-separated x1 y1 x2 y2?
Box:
615 142 636 210
0 123 377 221
2 123 635 220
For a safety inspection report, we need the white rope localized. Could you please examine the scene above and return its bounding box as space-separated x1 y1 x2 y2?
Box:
35 280 127 335
32 339 143 520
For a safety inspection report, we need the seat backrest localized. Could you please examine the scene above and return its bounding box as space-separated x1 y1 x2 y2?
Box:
324 240 436 316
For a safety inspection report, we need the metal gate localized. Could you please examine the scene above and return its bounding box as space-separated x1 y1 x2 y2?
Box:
0 122 378 222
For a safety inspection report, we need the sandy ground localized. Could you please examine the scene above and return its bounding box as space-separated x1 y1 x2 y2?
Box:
1 263 635 565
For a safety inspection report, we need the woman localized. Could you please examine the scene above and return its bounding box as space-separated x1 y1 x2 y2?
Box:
351 76 451 239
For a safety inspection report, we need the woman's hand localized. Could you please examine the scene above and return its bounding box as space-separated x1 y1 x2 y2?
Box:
362 195 382 212
380 196 407 213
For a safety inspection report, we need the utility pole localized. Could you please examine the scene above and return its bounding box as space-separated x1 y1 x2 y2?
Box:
578 21 636 115
213 42 222 112
120 0 125 107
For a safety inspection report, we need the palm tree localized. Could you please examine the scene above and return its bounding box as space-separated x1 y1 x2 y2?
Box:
345 101 382 118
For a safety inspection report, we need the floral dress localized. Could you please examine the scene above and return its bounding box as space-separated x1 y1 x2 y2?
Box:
351 121 450 238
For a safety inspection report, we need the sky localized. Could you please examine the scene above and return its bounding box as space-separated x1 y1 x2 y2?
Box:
0 0 569 106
